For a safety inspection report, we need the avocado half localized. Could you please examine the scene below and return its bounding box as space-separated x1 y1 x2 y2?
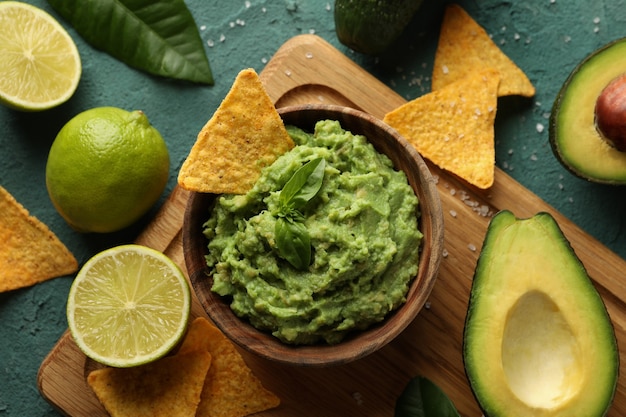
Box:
464 211 618 417
550 37 626 184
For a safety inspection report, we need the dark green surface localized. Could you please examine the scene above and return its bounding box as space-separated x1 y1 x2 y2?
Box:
1 0 626 415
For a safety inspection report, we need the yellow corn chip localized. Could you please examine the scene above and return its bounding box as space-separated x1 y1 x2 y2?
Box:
432 4 534 97
177 316 213 355
178 68 294 194
87 350 212 417
0 185 78 292
184 317 280 417
384 69 501 189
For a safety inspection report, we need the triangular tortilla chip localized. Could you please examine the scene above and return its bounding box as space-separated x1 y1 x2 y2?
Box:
0 185 78 292
432 4 534 97
384 69 501 189
87 350 212 417
178 68 295 194
183 317 280 417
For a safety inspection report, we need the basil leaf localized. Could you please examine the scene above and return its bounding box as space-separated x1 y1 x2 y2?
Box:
46 0 214 84
279 158 325 210
275 217 311 270
395 376 460 417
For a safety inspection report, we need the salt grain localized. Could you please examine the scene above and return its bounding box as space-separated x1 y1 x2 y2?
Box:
325 2 331 11
536 123 544 133
245 0 251 8
425 301 431 310
207 39 214 47
442 249 449 258
468 243 477 252
284 69 292 77
449 209 457 218
477 205 490 217
305 52 314 59
200 25 206 31
219 34 226 42
442 65 449 74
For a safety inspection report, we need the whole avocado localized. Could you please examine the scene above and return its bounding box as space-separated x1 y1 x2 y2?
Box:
334 0 424 55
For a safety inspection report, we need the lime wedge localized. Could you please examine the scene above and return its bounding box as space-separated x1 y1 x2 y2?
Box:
0 1 81 111
67 245 191 368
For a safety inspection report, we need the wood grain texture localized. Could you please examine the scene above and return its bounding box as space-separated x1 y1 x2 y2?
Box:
38 34 626 417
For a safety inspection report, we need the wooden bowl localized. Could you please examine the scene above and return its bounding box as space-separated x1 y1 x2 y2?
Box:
183 104 444 367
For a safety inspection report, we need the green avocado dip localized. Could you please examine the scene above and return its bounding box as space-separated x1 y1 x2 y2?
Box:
203 120 422 345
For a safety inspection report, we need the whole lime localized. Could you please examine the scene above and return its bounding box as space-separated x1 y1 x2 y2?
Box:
46 107 170 233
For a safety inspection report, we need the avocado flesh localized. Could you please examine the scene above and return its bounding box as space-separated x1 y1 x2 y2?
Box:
464 211 618 417
550 37 626 184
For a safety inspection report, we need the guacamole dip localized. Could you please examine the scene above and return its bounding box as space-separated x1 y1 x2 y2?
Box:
203 120 422 345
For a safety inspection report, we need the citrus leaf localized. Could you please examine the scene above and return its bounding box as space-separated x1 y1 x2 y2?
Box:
46 0 213 84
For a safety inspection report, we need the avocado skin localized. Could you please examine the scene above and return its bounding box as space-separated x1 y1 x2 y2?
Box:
549 37 626 185
334 0 424 55
464 210 618 417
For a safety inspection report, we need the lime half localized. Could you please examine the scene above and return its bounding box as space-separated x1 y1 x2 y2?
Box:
0 1 81 111
67 245 191 367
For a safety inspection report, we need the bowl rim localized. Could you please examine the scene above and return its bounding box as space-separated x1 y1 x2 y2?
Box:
183 104 444 367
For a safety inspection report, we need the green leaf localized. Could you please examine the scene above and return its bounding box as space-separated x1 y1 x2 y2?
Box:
46 0 213 84
395 376 461 417
279 158 325 211
275 217 311 270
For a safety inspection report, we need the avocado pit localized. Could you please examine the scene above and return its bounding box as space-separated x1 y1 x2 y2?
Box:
595 73 626 151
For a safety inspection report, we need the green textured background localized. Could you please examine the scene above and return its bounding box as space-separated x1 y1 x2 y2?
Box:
1 0 626 415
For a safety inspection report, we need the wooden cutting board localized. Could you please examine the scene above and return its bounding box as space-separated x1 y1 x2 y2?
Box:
38 34 626 416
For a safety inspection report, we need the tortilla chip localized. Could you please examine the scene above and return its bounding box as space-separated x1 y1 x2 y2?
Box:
88 350 212 417
183 317 280 417
432 4 534 97
178 68 295 194
177 316 214 355
384 68 500 189
0 185 78 292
